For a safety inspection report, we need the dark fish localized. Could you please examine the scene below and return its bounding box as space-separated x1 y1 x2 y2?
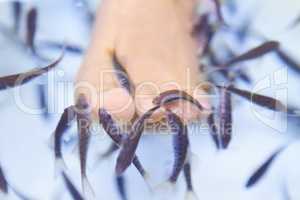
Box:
246 146 285 188
75 95 94 196
276 49 300 74
216 85 287 112
11 1 22 33
153 90 204 111
235 69 252 84
37 84 49 119
218 87 232 149
115 106 159 175
207 112 220 149
222 41 280 67
183 162 199 200
166 110 188 183
0 51 64 91
0 164 31 200
98 108 148 178
54 106 76 174
62 172 84 200
212 0 225 24
39 41 84 54
115 175 128 200
0 164 8 195
288 15 300 29
192 14 215 55
112 52 134 95
26 7 38 52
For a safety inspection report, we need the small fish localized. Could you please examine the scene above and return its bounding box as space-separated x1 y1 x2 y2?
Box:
218 87 232 149
115 106 159 175
54 106 76 175
37 84 49 119
112 52 134 95
166 110 189 184
0 164 8 195
153 90 204 111
0 51 64 91
192 14 215 55
246 146 286 188
216 85 287 112
39 41 84 54
115 175 128 200
62 172 84 200
26 7 38 53
207 112 220 149
11 1 22 33
98 108 149 179
75 95 94 197
288 15 300 29
183 162 199 200
235 69 252 84
0 164 31 200
276 49 300 74
222 41 280 67
212 0 225 25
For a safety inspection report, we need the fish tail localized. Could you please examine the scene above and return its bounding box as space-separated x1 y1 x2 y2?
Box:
142 172 155 193
82 175 95 200
154 180 175 195
54 158 68 178
184 191 199 200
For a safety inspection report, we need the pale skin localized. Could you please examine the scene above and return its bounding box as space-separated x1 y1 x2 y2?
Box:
75 0 210 124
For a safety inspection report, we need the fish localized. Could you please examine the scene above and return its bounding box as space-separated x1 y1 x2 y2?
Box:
75 95 94 197
115 175 128 200
112 52 134 95
183 162 199 200
246 146 286 188
166 110 189 184
62 172 84 200
98 108 149 179
216 85 287 112
11 1 22 33
276 49 300 74
0 163 31 200
288 15 300 29
37 84 49 119
115 106 159 176
39 41 84 54
218 87 232 149
207 112 220 149
0 164 8 195
26 7 38 53
53 106 76 175
0 51 64 91
192 14 215 55
152 90 204 111
212 0 225 25
222 41 280 67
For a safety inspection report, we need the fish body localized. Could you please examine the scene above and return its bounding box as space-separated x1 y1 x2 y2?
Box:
116 106 159 175
166 110 189 183
153 90 203 111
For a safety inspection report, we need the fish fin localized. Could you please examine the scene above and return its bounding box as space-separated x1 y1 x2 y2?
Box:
142 172 155 193
184 191 199 200
54 158 68 178
154 181 176 195
82 176 95 200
